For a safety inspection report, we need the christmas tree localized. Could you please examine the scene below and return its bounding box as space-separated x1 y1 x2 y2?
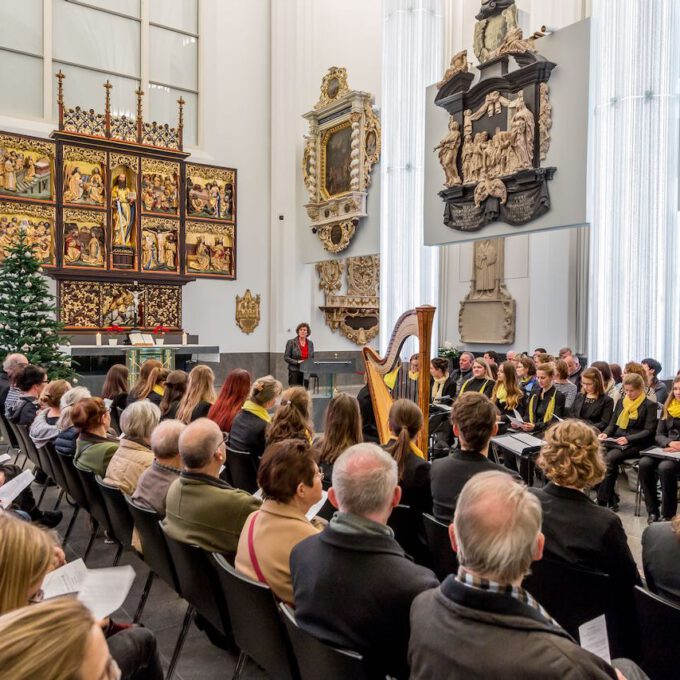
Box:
0 229 76 380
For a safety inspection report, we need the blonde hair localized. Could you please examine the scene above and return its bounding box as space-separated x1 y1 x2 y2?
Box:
0 514 56 615
267 386 313 445
39 380 71 409
120 400 161 442
176 365 216 424
536 362 555 378
129 359 163 401
537 420 605 489
623 373 645 391
473 357 495 381
0 597 95 680
249 375 282 406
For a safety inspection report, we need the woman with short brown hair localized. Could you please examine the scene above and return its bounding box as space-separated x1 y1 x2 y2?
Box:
72 397 119 476
569 367 614 432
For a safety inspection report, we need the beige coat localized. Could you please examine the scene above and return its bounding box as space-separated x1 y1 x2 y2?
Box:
104 438 154 496
235 499 321 604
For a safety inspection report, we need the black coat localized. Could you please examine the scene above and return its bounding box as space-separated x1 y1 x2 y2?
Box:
290 524 438 679
228 409 268 460
7 396 39 426
431 449 521 523
429 376 457 403
569 393 614 431
54 426 78 457
357 385 379 443
459 377 494 399
656 414 680 447
525 386 566 434
383 444 432 515
284 337 314 371
529 483 640 587
494 392 526 421
642 521 680 605
604 397 657 447
0 371 10 415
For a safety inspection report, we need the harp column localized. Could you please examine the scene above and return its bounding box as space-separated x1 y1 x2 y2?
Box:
379 0 443 355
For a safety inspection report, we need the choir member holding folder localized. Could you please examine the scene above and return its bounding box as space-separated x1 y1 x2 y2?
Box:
512 363 565 435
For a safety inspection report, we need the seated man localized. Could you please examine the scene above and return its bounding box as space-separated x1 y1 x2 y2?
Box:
6 364 46 425
290 443 438 679
409 471 646 680
132 419 185 517
163 418 261 554
430 392 520 522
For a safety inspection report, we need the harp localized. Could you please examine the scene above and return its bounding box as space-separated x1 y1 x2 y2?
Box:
362 306 436 457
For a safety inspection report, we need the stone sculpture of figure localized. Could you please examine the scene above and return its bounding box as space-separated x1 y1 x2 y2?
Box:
164 234 177 269
434 118 462 187
88 168 104 204
4 157 16 192
64 167 84 203
469 132 489 183
437 49 469 89
473 0 518 63
111 173 136 248
189 237 210 271
461 133 476 184
475 239 497 292
510 93 535 169
84 229 103 265
490 26 538 60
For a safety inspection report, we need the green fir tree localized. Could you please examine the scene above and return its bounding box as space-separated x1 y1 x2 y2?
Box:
0 229 76 380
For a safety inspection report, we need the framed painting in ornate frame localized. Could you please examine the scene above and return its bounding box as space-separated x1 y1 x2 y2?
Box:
0 132 55 203
0 201 56 267
185 220 235 279
141 216 180 274
62 208 106 270
141 158 180 216
185 163 236 222
62 145 107 209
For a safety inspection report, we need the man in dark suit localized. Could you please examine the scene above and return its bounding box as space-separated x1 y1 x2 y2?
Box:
290 443 438 679
431 392 520 522
642 518 680 605
451 351 474 392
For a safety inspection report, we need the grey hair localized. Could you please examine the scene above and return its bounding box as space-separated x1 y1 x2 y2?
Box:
332 443 398 517
460 351 475 362
150 419 185 460
120 400 161 442
178 417 222 469
57 387 92 430
454 471 542 584
2 353 28 375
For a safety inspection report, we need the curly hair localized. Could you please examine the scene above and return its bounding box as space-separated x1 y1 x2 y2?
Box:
537 419 605 489
267 387 313 445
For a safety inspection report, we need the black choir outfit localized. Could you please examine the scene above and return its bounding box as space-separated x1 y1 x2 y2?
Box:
494 392 526 423
459 377 494 399
524 385 566 435
429 375 457 403
569 393 615 432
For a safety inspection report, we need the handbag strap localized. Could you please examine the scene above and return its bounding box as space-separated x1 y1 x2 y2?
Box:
247 511 268 585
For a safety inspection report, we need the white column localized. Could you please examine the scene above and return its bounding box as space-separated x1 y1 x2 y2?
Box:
380 0 443 354
588 0 680 372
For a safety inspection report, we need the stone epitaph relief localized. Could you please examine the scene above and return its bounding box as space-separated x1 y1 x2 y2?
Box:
317 255 380 345
303 68 381 253
435 0 556 233
0 133 55 202
459 237 515 344
0 201 56 266
235 289 261 335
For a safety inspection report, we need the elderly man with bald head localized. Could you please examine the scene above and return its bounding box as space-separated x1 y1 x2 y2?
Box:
290 443 438 679
162 418 260 554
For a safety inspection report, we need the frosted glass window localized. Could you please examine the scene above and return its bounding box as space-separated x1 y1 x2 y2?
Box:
75 0 140 18
149 26 197 91
0 0 43 55
0 52 42 118
150 0 197 34
148 85 196 146
53 62 139 120
53 0 140 77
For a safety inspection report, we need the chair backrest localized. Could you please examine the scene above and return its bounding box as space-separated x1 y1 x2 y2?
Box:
55 450 89 510
387 504 431 568
27 433 58 483
74 465 115 536
95 476 134 548
43 442 69 492
422 513 458 581
0 411 18 448
634 586 680 680
226 446 258 493
161 528 231 636
11 422 39 467
212 554 299 680
125 498 179 591
278 603 370 680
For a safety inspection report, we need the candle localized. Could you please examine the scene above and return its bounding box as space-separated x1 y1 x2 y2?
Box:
182 332 188 346
95 332 102 346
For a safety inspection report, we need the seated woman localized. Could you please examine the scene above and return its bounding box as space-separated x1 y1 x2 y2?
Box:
235 440 323 604
554 359 578 409
395 353 420 402
316 393 362 486
101 364 129 432
230 375 282 460
513 363 566 435
126 359 162 406
208 368 251 434
267 387 314 446
492 360 525 423
642 357 668 404
530 420 640 588
516 356 538 395
429 357 457 404
104 401 160 495
159 370 187 420
569 367 614 432
29 379 71 449
597 373 658 510
591 361 617 399
642 513 680 605
459 358 494 399
6 365 46 425
175 365 216 424
612 361 656 405
72 398 119 476
54 387 92 457
638 375 680 523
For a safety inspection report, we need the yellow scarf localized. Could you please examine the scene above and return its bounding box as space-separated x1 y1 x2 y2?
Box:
152 384 165 397
408 370 419 381
495 383 508 403
384 365 400 390
242 400 271 423
461 378 489 395
667 399 680 419
529 389 556 424
431 375 448 401
616 392 646 429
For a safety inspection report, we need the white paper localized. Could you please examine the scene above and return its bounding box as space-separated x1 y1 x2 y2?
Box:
0 453 11 464
578 614 611 664
512 409 523 420
42 559 89 597
511 433 545 448
507 416 525 427
306 490 329 520
0 470 34 508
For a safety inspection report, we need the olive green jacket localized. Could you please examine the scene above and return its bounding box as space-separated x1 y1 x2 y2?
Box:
74 433 119 477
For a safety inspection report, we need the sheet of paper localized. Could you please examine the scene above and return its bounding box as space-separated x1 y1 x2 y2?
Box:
513 409 523 420
78 564 136 620
552 414 564 422
578 614 611 664
41 559 89 598
307 490 329 520
0 469 34 508
0 453 11 465
507 416 524 427
512 433 544 448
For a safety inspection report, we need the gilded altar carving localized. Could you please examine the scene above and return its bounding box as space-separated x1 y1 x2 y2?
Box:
186 164 235 221
0 201 55 266
110 161 138 269
63 147 106 207
63 208 105 268
59 281 102 328
235 289 261 335
316 260 344 295
110 115 137 143
185 221 235 278
303 68 381 253
63 107 106 138
141 159 179 215
142 122 180 151
347 255 379 296
144 285 181 328
437 50 469 89
141 217 179 273
0 132 55 202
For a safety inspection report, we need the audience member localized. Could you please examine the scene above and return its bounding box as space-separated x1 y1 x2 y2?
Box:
104 401 160 495
0 458 62 526
514 362 565 434
29 379 71 448
163 418 261 554
230 375 282 459
291 443 438 679
565 353 584 391
357 383 379 443
642 357 668 403
208 368 250 433
235 439 323 603
126 359 162 406
459 358 494 398
591 360 617 398
0 352 28 415
429 357 457 403
431 392 520 523
505 350 519 365
316 392 362 485
409 471 641 680
158 369 187 420
131 367 168 408
569 367 614 431
638 374 680 522
554 359 578 409
492 360 525 422
132 419 185 517
395 353 420 401
101 364 129 432
54 386 91 457
73 397 119 477
452 351 474 391
598 373 658 510
517 355 537 395
612 362 656 405
6 364 47 425
642 514 680 605
267 386 313 446
483 351 499 378
175 365 216 424
532 347 547 361
610 362 623 387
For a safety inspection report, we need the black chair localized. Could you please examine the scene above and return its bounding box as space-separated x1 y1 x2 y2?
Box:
95 476 134 557
387 504 431 568
422 513 458 580
42 442 79 541
279 603 371 680
56 450 96 552
226 445 258 493
634 585 680 680
0 411 21 464
212 553 299 680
